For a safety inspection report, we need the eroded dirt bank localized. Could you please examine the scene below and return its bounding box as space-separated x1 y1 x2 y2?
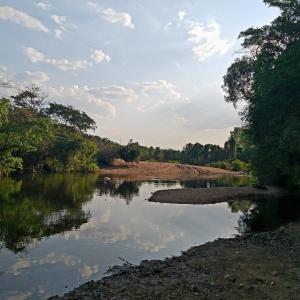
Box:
100 161 240 180
50 222 300 300
149 186 286 205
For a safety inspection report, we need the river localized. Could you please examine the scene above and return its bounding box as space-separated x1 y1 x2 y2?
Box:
0 174 299 299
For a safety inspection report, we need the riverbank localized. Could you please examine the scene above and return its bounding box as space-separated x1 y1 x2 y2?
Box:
149 186 286 204
49 221 300 299
100 161 240 180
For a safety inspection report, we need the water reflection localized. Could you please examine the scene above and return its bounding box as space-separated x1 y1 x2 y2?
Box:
180 175 251 188
1 174 299 254
230 196 300 234
0 175 95 253
0 174 300 299
96 179 142 204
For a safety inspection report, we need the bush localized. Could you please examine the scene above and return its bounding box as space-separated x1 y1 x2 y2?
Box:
231 159 247 172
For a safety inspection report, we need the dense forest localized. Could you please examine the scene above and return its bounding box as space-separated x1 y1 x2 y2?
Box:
0 86 247 176
223 0 300 188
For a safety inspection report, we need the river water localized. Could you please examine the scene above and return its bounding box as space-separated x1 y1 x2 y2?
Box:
0 174 299 299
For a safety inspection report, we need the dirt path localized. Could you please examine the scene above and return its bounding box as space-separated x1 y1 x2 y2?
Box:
100 161 240 180
149 186 286 204
50 222 300 300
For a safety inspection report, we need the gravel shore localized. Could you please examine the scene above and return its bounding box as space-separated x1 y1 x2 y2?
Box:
149 186 285 205
49 221 300 300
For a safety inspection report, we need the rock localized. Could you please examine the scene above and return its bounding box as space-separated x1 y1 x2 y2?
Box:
224 274 231 280
191 285 198 292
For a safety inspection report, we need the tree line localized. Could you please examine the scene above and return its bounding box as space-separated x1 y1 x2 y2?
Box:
0 86 248 176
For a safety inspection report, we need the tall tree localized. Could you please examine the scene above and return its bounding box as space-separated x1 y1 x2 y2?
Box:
223 0 300 187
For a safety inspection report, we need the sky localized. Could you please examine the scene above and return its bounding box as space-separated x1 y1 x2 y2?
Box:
0 0 279 149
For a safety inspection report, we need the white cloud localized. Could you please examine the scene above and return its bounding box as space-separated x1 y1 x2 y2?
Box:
188 20 232 62
87 2 134 29
101 8 134 29
50 14 66 25
90 49 111 63
23 47 111 70
46 81 186 115
36 2 53 11
23 47 45 63
22 47 93 71
54 29 63 39
50 15 77 39
178 10 187 21
46 84 117 117
14 71 50 85
163 22 172 32
44 80 187 119
132 80 189 112
0 6 49 32
88 85 137 104
87 1 98 9
0 68 49 94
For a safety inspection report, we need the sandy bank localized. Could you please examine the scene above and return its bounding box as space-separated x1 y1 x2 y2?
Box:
100 161 240 180
149 186 285 205
50 222 300 299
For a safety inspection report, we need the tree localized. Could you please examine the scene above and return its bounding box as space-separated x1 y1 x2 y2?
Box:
46 102 96 132
223 0 300 187
11 85 47 114
224 127 253 162
119 141 141 162
0 97 50 175
0 87 99 175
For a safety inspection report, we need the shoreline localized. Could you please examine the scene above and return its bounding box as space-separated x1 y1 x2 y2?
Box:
100 161 242 181
49 221 300 299
149 186 287 205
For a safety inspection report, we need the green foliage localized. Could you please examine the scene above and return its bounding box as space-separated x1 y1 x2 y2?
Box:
46 102 96 132
231 159 246 172
223 0 300 188
0 96 50 175
209 160 232 170
93 137 121 166
209 159 250 172
224 127 253 162
182 143 226 165
0 175 95 252
0 87 98 175
119 141 141 162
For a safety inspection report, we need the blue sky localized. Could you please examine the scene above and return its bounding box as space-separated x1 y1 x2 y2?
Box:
0 0 279 149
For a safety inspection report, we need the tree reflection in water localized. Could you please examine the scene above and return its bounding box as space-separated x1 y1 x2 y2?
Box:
0 175 145 253
0 175 96 253
229 196 300 234
2 173 299 254
96 179 142 205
